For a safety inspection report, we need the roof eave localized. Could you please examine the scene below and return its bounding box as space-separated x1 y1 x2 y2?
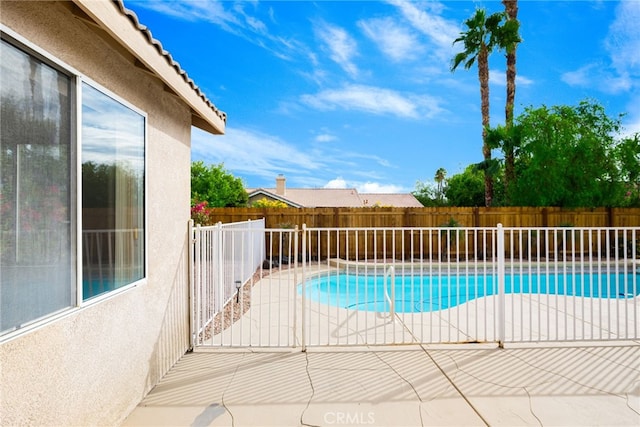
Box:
72 0 226 135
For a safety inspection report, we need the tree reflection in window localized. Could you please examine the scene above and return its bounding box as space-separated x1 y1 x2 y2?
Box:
81 83 145 299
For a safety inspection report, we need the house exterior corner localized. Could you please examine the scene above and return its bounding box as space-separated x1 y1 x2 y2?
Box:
0 1 221 424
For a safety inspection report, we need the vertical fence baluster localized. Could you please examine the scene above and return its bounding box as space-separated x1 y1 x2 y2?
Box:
301 224 306 351
497 224 505 348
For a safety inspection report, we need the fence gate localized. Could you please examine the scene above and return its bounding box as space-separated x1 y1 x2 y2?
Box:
190 222 640 350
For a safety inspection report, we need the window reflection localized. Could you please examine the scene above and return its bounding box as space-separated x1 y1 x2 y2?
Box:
0 39 74 333
0 36 148 335
82 83 144 299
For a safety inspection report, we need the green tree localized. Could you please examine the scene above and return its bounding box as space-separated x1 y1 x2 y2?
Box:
485 123 522 203
452 9 505 207
434 167 447 202
82 162 116 208
510 100 626 207
413 180 436 207
191 161 248 207
413 180 444 207
444 165 485 207
615 133 640 206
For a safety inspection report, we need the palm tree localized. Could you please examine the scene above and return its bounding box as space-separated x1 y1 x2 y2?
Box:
434 167 447 202
502 0 519 125
500 0 521 200
451 9 505 207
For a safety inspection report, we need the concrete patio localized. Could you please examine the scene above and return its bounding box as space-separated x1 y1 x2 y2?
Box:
123 341 640 426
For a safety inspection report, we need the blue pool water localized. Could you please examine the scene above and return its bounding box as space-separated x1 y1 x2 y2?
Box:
300 272 639 313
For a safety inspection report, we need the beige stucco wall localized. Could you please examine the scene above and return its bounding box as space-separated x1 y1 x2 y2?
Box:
1 2 193 425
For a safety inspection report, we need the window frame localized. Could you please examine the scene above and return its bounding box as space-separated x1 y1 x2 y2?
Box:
0 25 148 342
79 78 148 303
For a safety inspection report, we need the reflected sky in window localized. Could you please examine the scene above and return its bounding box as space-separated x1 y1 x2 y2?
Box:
81 83 144 175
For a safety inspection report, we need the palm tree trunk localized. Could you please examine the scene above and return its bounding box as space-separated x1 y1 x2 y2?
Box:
478 45 493 207
503 0 518 202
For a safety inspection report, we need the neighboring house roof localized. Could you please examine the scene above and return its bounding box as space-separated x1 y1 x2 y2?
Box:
70 0 226 135
248 188 365 208
360 193 424 208
247 189 304 208
247 176 423 208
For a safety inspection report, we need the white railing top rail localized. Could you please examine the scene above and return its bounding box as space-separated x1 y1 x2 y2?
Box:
194 218 265 230
300 225 640 231
301 225 498 231
82 228 142 233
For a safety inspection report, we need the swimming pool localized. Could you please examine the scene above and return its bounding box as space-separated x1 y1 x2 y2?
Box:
300 271 639 313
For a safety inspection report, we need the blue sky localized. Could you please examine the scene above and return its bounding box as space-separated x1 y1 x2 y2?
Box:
125 0 640 193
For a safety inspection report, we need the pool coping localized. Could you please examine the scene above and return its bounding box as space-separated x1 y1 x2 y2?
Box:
327 257 639 274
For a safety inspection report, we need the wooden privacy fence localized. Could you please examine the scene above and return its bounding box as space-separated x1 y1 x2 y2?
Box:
262 227 639 263
199 207 640 262
204 207 640 229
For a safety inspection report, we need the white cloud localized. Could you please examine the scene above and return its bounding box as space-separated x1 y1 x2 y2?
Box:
191 126 324 182
358 17 422 62
323 177 404 194
562 2 639 96
191 126 398 189
561 63 632 94
621 97 640 138
301 84 443 119
516 75 535 87
244 14 268 34
560 65 594 87
324 177 348 189
232 3 267 34
386 0 460 61
315 134 337 143
623 117 640 138
605 0 640 133
489 69 534 87
315 22 359 77
358 182 404 193
605 1 640 76
130 0 240 32
130 0 313 65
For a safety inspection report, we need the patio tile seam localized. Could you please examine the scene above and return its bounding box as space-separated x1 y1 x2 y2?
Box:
625 379 640 416
507 349 636 399
220 352 245 426
300 351 320 427
439 352 547 426
521 386 544 427
438 350 556 391
418 345 490 427
372 350 425 426
395 312 493 423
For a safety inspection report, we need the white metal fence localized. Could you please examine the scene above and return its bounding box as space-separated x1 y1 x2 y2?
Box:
190 223 640 349
190 219 265 348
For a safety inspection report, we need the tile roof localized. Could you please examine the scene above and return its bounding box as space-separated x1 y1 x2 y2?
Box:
108 0 226 128
248 188 423 208
360 193 424 207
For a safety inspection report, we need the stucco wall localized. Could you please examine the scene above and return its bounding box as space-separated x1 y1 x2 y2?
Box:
1 2 193 425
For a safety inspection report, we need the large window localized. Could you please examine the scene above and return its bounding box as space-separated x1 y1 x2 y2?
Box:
0 38 74 333
82 83 145 300
0 33 146 337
